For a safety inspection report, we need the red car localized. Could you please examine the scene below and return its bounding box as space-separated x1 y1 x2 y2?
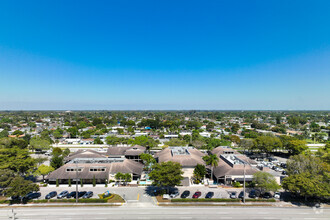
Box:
192 191 202 198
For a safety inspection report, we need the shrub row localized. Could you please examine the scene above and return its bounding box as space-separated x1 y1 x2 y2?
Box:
171 198 241 203
244 198 276 202
47 198 108 203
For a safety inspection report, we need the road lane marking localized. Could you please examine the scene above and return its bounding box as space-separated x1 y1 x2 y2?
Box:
137 193 140 201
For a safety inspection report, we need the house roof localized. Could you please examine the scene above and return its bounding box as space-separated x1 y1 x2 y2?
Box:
155 147 206 167
65 149 107 162
46 159 143 180
213 157 257 179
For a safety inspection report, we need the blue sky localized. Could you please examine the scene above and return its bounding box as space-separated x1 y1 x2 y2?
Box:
0 0 329 110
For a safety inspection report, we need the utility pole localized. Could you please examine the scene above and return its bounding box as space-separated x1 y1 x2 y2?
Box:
243 162 246 204
76 160 78 203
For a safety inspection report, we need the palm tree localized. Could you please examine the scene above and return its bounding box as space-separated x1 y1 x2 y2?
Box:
202 154 219 181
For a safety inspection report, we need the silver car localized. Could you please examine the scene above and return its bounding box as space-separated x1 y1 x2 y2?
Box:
57 190 69 199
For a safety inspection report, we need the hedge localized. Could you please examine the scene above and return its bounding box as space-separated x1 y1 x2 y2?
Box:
244 198 276 202
48 198 108 203
171 198 241 203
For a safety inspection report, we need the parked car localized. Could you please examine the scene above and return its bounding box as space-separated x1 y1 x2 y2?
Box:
181 190 190 198
78 191 87 198
192 191 202 199
169 188 179 198
205 192 214 199
282 170 287 175
45 191 57 199
248 189 261 198
23 192 41 201
67 191 77 199
82 191 93 199
11 195 21 201
262 192 273 199
238 191 246 199
57 190 69 199
274 192 281 199
230 192 237 199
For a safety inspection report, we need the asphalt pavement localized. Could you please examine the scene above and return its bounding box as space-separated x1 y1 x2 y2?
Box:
0 206 328 220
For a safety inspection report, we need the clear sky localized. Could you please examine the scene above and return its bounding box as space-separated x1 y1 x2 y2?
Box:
0 0 329 110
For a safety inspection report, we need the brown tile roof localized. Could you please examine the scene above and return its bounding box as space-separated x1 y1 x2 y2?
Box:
46 159 143 180
65 150 107 162
213 157 257 179
155 147 206 167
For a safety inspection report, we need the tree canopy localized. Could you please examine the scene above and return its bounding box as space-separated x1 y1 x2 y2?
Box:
149 161 184 189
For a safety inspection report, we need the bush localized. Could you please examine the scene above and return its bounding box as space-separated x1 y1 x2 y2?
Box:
48 198 108 203
244 198 276 202
233 182 241 188
171 198 240 203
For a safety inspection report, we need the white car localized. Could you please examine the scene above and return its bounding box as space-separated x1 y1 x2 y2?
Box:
274 192 281 199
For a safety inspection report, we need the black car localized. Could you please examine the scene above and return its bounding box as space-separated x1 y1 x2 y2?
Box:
248 189 261 198
262 192 273 199
57 190 69 199
45 191 57 199
180 190 190 198
82 191 93 199
11 195 22 201
23 192 41 201
238 191 245 199
78 191 87 198
67 191 77 199
205 192 214 199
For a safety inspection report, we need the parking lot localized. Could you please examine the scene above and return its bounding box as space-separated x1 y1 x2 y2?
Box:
38 185 245 201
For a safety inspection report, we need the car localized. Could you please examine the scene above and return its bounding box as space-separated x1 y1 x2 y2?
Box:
78 191 87 198
230 192 237 199
45 191 57 199
262 192 273 199
282 170 287 175
205 192 214 199
11 195 21 201
67 191 77 199
22 192 41 201
192 191 202 199
82 191 93 199
180 190 190 198
238 191 246 199
57 190 69 199
169 188 179 198
248 189 261 198
274 192 281 199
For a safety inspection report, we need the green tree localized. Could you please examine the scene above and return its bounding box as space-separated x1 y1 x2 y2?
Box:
123 173 132 185
52 147 63 157
29 137 51 152
286 140 307 155
0 169 15 189
62 148 71 157
193 164 206 184
4 176 39 199
166 138 187 146
140 153 156 171
203 154 219 180
253 171 280 193
50 155 63 169
94 137 103 144
254 136 282 155
149 161 184 192
35 165 54 181
115 172 124 186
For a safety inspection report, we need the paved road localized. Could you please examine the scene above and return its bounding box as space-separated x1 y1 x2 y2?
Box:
0 206 328 219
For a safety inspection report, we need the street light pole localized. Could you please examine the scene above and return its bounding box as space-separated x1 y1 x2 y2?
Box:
243 162 246 204
76 160 78 203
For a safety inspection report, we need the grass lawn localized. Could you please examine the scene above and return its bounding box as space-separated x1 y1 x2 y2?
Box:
107 194 125 203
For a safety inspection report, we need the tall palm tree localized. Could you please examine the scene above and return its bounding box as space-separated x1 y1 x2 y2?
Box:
202 154 219 181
